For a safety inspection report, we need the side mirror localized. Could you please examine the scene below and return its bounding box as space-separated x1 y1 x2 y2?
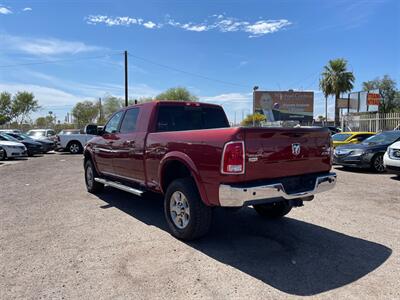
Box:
85 124 98 135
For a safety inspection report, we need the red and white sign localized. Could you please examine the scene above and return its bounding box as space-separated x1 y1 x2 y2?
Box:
367 93 382 106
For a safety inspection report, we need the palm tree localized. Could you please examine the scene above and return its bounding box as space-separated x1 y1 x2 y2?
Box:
320 59 355 125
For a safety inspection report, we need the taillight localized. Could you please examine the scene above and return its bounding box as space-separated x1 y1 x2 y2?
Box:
221 141 245 174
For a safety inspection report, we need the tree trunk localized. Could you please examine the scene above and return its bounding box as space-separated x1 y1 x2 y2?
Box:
335 93 340 126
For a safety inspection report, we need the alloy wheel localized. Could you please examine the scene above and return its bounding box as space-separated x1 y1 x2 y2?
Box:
86 164 94 189
374 155 385 172
70 143 79 153
169 191 190 229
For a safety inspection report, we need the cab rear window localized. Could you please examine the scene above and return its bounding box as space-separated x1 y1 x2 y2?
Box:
156 105 229 132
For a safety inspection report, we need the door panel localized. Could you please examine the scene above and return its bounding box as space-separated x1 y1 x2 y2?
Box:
93 111 124 174
93 133 117 174
111 108 145 183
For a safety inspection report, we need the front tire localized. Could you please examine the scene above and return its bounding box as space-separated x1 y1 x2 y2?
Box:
253 201 292 219
0 149 6 161
164 178 212 241
371 153 385 173
85 159 104 193
68 141 83 154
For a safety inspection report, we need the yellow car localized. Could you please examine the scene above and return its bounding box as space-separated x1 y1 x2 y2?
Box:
332 132 376 148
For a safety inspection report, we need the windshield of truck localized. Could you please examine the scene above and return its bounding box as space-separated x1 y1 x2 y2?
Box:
156 105 229 132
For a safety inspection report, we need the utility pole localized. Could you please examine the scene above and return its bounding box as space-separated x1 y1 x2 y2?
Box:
99 97 103 122
124 50 128 107
325 95 328 126
252 86 259 127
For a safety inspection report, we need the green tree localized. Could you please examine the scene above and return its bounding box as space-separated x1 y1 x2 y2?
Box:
72 101 99 127
241 113 266 126
320 58 355 125
35 117 48 127
103 96 124 118
362 75 399 113
155 87 198 101
12 92 40 125
0 92 13 125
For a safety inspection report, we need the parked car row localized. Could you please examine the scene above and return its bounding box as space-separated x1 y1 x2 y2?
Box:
0 129 57 160
333 130 400 175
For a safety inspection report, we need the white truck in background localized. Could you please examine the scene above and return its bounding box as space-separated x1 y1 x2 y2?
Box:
57 125 99 154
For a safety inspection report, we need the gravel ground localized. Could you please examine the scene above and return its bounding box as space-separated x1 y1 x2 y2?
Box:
1 153 399 299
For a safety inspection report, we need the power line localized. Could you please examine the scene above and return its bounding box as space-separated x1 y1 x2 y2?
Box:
0 53 121 69
127 52 250 89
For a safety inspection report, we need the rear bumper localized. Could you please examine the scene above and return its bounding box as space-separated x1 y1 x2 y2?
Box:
218 172 336 207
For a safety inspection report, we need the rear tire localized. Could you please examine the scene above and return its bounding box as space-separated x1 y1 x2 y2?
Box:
371 153 385 173
253 201 292 219
85 159 104 193
164 178 212 241
68 141 83 154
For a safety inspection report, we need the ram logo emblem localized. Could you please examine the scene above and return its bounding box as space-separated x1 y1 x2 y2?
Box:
292 143 301 156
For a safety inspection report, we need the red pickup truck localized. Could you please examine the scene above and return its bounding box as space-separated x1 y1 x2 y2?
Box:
83 101 336 240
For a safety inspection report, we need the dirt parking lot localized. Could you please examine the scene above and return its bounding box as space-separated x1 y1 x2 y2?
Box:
1 153 399 299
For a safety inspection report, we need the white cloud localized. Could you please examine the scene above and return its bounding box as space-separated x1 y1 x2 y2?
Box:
143 21 157 29
86 14 291 37
245 20 291 37
0 34 102 56
167 16 291 37
86 15 161 29
0 6 12 14
23 7 32 12
0 82 83 107
181 24 209 32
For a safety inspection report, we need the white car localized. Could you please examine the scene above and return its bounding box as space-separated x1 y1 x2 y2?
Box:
0 140 27 160
384 141 400 175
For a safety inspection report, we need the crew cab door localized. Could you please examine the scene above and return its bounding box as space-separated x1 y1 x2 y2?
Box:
93 111 123 174
112 108 146 184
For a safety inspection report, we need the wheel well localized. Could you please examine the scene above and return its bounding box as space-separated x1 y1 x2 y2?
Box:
162 160 192 193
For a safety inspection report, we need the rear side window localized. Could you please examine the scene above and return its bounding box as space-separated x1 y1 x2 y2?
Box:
120 108 140 133
156 105 229 132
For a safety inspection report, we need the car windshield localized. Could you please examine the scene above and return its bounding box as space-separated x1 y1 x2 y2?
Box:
27 130 45 137
6 133 24 140
19 133 32 140
332 133 352 142
0 134 20 142
362 131 400 145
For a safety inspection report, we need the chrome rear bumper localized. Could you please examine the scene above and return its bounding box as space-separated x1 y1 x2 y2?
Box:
219 173 336 207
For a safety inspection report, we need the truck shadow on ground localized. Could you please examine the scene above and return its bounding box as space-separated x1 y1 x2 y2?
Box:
97 189 391 296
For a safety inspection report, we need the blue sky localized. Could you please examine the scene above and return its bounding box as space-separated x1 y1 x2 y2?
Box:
0 0 399 123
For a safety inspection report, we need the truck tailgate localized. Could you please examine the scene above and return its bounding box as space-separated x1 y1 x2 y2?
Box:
243 127 332 181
